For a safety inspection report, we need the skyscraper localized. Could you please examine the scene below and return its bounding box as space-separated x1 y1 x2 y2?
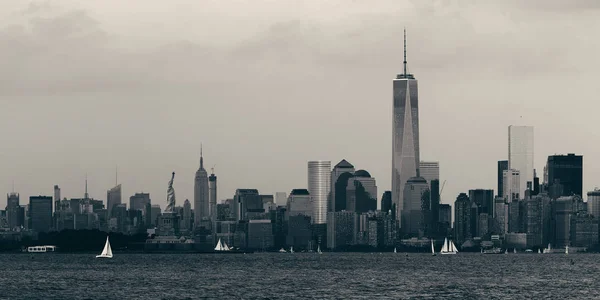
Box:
454 193 471 246
345 170 377 214
209 168 217 220
194 147 209 226
401 176 429 237
330 159 355 212
546 154 583 197
6 193 23 230
587 189 600 219
392 30 420 223
29 196 53 233
497 160 508 198
503 169 521 202
308 161 331 224
419 161 439 187
182 199 192 230
508 125 534 199
130 193 151 211
54 185 61 213
106 184 121 218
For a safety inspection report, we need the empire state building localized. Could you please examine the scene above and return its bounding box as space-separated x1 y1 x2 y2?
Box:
392 29 420 224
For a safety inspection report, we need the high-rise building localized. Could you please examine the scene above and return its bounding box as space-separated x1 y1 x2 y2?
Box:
286 189 313 218
381 191 392 214
54 185 61 213
419 161 439 188
330 159 355 212
525 196 542 247
29 196 53 233
393 30 421 224
327 211 357 249
546 154 583 197
508 125 534 199
275 192 287 206
194 148 209 226
554 196 575 248
130 193 151 211
232 189 263 221
346 170 377 214
587 189 600 218
468 189 494 216
182 199 192 231
401 176 429 237
6 193 23 230
503 169 521 202
209 169 217 220
107 184 122 218
438 204 451 235
454 193 471 246
308 161 331 225
497 160 508 198
494 196 508 234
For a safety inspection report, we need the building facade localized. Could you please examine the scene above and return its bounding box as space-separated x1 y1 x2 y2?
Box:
546 154 583 197
330 159 355 212
308 161 331 224
106 184 121 218
508 125 534 198
503 169 521 202
401 176 429 237
194 150 209 227
29 196 53 233
497 160 508 198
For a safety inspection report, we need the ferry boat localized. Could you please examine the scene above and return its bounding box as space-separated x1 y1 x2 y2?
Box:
27 245 57 253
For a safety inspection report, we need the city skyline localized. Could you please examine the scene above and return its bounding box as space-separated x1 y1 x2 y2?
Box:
2 1 600 209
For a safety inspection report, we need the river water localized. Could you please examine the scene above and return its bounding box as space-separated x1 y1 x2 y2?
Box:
0 252 595 299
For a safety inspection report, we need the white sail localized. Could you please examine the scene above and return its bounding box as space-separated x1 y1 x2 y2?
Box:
96 236 113 258
450 241 458 253
431 240 436 255
394 247 397 253
441 238 449 252
317 245 322 254
290 246 294 253
565 246 569 255
215 238 223 251
223 242 230 251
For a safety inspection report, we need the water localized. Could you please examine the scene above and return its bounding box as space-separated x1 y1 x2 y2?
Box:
0 252 596 299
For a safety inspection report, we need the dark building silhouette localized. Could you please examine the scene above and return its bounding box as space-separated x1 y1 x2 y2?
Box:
381 191 392 214
330 160 355 212
438 204 451 235
497 160 508 198
454 193 471 246
232 189 263 221
130 193 151 211
29 196 53 233
346 170 377 214
546 154 583 197
468 189 494 216
430 179 440 236
6 193 24 230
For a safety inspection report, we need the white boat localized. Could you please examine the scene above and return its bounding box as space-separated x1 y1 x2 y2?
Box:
290 246 294 254
565 246 569 255
394 247 397 253
27 245 57 253
439 238 457 255
504 249 508 254
317 245 322 254
513 248 517 254
96 236 113 258
538 248 541 254
431 240 437 256
279 248 287 253
543 243 552 254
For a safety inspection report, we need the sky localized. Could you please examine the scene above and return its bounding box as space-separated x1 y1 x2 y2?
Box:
1 0 600 209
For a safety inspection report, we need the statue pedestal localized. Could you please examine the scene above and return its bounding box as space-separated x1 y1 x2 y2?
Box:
157 212 180 237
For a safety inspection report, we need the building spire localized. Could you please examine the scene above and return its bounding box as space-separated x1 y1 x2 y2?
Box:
200 143 204 169
403 27 407 76
116 166 118 186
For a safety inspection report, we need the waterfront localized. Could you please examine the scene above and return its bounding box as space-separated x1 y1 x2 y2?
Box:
0 253 597 299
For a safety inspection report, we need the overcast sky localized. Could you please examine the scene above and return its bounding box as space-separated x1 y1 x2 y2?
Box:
1 0 599 209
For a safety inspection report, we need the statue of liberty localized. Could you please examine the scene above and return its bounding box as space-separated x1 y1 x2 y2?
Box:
165 172 176 212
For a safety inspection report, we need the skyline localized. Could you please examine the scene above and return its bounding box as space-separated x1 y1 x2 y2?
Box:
2 1 600 208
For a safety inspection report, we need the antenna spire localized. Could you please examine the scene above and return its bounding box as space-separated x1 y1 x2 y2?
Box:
403 28 407 76
12 180 14 193
200 143 204 169
116 166 118 186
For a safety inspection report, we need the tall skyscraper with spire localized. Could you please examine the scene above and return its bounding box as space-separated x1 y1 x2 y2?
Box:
392 29 421 225
194 145 209 228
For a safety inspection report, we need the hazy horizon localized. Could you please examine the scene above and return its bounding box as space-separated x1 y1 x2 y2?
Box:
1 1 599 209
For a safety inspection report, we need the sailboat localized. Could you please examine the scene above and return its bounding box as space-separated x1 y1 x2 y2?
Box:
290 246 294 254
565 245 569 255
317 245 322 254
513 248 517 254
538 248 541 254
439 238 457 255
394 247 397 253
279 248 287 253
431 240 437 256
543 243 552 254
96 236 113 258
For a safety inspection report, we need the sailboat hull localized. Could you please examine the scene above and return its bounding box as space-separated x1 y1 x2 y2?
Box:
440 252 457 255
95 254 113 258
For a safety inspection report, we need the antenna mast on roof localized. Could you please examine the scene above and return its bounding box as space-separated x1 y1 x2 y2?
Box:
403 28 407 76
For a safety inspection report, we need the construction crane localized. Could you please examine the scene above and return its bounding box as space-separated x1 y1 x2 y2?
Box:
440 180 447 197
